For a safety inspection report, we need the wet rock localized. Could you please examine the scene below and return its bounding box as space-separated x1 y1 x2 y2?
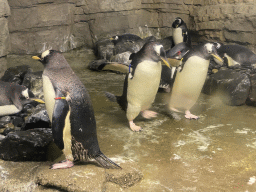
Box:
11 116 24 127
36 164 106 192
203 68 250 106
2 127 15 136
0 116 11 123
22 71 43 98
247 73 256 105
106 161 143 188
0 128 52 161
1 65 32 84
0 160 46 192
24 104 50 130
95 39 115 60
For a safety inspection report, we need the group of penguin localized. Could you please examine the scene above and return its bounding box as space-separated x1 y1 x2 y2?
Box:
1 17 256 170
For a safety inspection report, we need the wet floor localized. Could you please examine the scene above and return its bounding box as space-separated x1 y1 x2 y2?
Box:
6 49 256 191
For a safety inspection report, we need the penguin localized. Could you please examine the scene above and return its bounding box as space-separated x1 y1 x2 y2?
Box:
110 34 142 45
0 81 44 116
105 41 170 131
168 42 223 119
159 42 191 92
32 50 121 169
172 17 191 46
214 42 256 68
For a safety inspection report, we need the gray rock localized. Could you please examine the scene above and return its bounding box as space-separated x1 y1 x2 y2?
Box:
203 68 250 106
0 18 10 57
0 128 52 161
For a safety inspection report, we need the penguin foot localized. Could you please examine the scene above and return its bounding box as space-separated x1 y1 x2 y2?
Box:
141 110 157 119
50 159 74 169
129 121 142 132
185 110 199 119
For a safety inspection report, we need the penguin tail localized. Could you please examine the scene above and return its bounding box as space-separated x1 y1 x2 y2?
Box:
95 152 122 169
105 92 117 102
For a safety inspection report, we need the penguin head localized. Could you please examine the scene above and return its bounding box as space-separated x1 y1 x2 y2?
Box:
32 50 56 65
172 17 184 28
141 42 170 68
21 88 29 99
202 43 223 63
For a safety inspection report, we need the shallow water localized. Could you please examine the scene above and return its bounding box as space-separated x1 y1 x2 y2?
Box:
6 49 256 191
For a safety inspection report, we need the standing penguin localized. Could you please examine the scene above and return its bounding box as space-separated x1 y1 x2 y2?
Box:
0 81 44 116
105 42 170 131
172 17 191 46
168 42 223 119
32 50 120 169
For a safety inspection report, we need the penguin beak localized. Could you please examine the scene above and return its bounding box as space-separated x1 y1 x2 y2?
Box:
32 56 41 60
160 57 171 68
109 37 114 40
211 53 223 63
31 98 45 104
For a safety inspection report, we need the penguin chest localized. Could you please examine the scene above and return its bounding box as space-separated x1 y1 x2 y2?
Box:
173 28 183 45
224 53 240 67
127 60 161 107
42 75 56 122
170 56 209 110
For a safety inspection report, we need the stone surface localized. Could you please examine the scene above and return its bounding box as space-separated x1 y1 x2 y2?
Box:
0 128 52 161
203 68 251 106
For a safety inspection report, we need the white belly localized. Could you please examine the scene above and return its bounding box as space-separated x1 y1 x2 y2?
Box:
169 56 209 111
0 105 20 116
127 60 162 110
43 75 56 122
173 28 183 45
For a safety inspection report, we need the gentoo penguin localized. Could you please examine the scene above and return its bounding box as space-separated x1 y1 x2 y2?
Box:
105 42 170 131
159 43 191 92
172 17 191 46
32 50 120 169
110 34 142 45
168 42 223 119
214 42 256 68
0 81 44 116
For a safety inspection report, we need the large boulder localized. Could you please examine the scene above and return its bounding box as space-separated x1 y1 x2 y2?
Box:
203 68 251 106
0 128 52 161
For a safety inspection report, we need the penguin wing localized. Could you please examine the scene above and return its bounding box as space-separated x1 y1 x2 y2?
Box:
52 89 69 150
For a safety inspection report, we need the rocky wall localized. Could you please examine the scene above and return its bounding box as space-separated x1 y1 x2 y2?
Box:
0 0 10 77
5 0 256 54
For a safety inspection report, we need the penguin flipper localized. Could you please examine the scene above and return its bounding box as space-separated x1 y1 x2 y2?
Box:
94 152 121 169
52 90 69 150
105 92 117 102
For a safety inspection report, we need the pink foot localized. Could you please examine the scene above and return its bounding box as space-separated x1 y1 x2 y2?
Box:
185 110 199 119
129 121 141 132
50 159 74 169
141 110 157 119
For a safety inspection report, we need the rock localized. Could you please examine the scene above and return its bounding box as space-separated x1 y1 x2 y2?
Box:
0 128 52 161
11 116 24 127
36 164 106 192
2 127 15 136
22 71 43 98
1 65 32 84
105 161 143 188
24 104 50 130
203 68 251 106
247 73 256 104
0 17 10 57
0 57 7 78
0 116 11 123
